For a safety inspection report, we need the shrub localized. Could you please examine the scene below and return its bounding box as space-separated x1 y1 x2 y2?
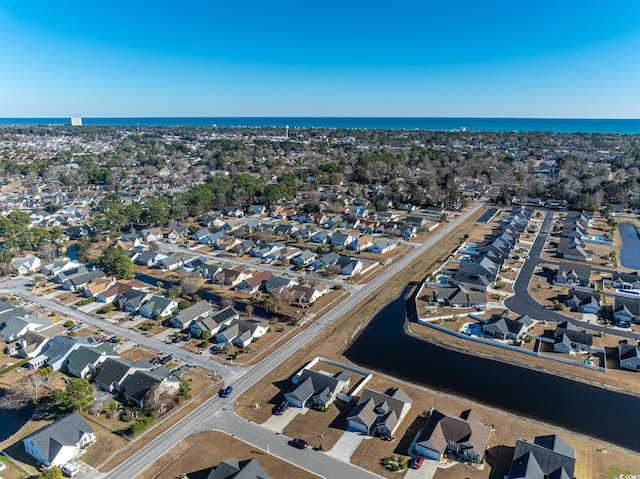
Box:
131 412 157 436
76 297 95 306
63 320 74 328
139 323 153 332
99 304 114 314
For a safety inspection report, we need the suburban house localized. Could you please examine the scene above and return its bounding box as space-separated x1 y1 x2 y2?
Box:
4 331 49 359
292 249 316 265
482 314 535 340
554 262 591 287
214 319 269 347
618 340 640 371
23 412 95 467
171 300 215 329
337 256 365 276
247 204 266 216
285 369 351 409
157 256 183 271
331 232 356 248
10 254 42 275
212 266 252 287
190 307 240 337
236 271 274 295
62 270 107 292
613 296 640 327
290 283 328 305
553 321 593 353
413 408 491 464
97 282 134 303
507 434 575 479
66 344 118 379
206 459 272 479
27 336 78 371
94 357 153 393
369 240 397 254
566 289 601 314
434 286 487 309
350 235 374 252
265 276 298 294
82 276 116 298
132 251 168 267
557 237 592 261
121 366 180 407
41 258 81 277
139 227 163 243
54 265 88 285
118 289 150 313
346 387 412 438
139 295 179 319
606 271 640 290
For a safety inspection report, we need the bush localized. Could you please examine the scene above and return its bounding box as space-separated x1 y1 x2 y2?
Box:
332 284 343 290
131 411 157 436
139 323 153 332
63 320 74 328
76 297 95 306
99 304 114 314
178 299 191 310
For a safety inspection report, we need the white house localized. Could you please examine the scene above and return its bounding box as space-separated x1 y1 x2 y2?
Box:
23 412 95 467
10 254 41 275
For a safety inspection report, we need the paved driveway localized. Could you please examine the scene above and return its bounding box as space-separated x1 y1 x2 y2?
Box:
262 406 305 433
326 429 370 463
403 459 438 479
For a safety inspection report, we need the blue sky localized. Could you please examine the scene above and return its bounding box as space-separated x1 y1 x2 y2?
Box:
1 1 639 118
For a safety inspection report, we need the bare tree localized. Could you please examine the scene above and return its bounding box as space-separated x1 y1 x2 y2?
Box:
145 383 175 415
220 295 234 309
179 271 200 297
0 373 46 409
245 303 254 318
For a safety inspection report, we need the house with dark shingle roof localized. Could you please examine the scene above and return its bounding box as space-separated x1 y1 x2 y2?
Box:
121 366 179 407
190 307 240 337
566 289 601 315
613 295 640 327
23 412 95 467
508 434 575 479
285 369 351 409
554 262 591 287
434 286 487 309
618 340 640 371
482 313 535 340
553 321 593 353
414 408 491 463
206 458 272 479
346 387 412 438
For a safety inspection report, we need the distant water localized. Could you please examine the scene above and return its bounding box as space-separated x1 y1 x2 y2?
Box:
1 117 640 134
619 223 640 269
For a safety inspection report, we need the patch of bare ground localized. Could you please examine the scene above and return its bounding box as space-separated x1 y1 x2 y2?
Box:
144 431 321 479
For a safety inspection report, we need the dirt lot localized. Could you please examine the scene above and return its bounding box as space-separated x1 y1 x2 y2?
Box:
142 431 321 479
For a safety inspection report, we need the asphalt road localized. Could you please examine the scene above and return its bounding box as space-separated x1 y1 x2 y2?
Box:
504 210 640 340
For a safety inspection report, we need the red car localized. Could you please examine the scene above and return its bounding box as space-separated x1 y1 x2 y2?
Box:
290 438 309 449
412 455 426 469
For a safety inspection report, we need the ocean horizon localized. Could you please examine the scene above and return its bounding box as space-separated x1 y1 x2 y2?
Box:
1 117 640 134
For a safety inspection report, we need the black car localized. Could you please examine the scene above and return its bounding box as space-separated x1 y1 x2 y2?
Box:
219 386 233 398
290 438 308 449
274 401 289 416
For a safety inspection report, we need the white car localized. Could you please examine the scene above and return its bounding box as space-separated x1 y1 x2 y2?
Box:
61 463 79 477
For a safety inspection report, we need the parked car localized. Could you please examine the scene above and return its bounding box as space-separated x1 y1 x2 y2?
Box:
219 386 233 398
61 462 79 477
412 455 425 469
274 401 289 416
290 438 308 449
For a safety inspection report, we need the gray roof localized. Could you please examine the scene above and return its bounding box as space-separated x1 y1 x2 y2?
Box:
347 387 411 434
94 357 133 386
207 458 272 479
174 300 213 324
553 324 593 347
24 412 94 463
508 435 575 479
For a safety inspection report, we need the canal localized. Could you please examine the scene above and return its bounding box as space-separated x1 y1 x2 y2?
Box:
619 223 640 269
345 285 640 452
